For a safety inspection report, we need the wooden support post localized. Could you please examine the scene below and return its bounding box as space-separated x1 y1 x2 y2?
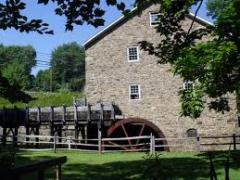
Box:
233 134 236 151
50 106 54 125
58 129 62 144
36 128 40 148
100 103 104 122
75 126 79 140
87 104 91 122
37 107 41 124
25 106 29 126
62 106 66 125
74 105 78 123
25 127 29 147
14 127 18 147
56 165 62 180
13 106 17 125
2 128 6 145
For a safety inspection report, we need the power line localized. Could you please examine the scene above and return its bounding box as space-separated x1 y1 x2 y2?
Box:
36 51 51 56
36 58 50 62
36 64 50 67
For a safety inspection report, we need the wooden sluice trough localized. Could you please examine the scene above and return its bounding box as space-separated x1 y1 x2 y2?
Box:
0 102 116 147
0 102 168 151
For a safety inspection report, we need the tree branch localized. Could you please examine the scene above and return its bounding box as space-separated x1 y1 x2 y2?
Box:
186 0 204 39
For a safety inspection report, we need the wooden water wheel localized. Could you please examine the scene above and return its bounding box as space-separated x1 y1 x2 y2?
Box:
105 118 169 151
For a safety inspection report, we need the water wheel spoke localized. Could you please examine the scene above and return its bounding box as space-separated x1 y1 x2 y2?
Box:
107 118 168 151
121 124 134 149
108 141 129 150
135 124 145 146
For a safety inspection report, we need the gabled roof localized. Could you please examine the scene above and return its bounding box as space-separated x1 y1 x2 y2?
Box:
83 7 213 50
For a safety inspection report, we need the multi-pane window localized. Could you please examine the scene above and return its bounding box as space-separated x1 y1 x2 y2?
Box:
127 47 139 61
183 80 194 91
129 85 141 100
150 12 160 26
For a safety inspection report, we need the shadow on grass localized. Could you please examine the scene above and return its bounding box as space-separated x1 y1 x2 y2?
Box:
197 151 240 170
63 157 210 180
62 152 240 180
13 151 240 180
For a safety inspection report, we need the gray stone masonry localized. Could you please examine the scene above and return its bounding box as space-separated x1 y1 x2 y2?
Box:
85 5 239 151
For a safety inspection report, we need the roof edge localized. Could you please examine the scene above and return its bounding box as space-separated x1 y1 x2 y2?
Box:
83 7 138 49
83 9 213 49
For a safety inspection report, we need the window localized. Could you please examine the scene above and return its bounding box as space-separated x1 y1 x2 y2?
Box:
150 12 160 26
186 129 198 138
127 47 139 62
183 80 194 91
129 85 141 100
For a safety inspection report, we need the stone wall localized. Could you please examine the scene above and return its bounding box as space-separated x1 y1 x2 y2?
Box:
85 5 239 151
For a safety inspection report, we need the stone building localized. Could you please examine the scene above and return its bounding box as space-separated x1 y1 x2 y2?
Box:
84 5 239 151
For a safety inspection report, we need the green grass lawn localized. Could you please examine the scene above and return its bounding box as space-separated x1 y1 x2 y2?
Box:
14 150 240 180
0 91 83 108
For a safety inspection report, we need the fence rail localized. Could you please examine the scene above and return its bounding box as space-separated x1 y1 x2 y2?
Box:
1 134 239 152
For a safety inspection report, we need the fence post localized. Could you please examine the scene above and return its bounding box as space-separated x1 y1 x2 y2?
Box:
56 164 62 180
54 134 57 153
68 137 71 150
233 134 236 151
98 127 102 153
152 135 155 154
150 133 153 154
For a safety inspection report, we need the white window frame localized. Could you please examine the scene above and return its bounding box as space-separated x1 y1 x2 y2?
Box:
129 84 141 100
149 12 160 27
127 46 139 62
183 80 194 91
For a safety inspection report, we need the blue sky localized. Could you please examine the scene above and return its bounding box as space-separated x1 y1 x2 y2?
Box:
0 0 211 75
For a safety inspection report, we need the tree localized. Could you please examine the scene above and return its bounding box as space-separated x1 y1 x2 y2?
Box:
140 0 240 118
50 42 85 91
0 0 128 102
35 69 51 91
0 0 131 34
0 45 36 90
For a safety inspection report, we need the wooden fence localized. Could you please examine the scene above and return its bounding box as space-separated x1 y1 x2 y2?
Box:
0 156 67 180
1 134 239 152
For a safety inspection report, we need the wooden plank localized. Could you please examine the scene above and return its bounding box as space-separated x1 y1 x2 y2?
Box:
102 143 148 148
102 136 150 141
108 141 129 150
